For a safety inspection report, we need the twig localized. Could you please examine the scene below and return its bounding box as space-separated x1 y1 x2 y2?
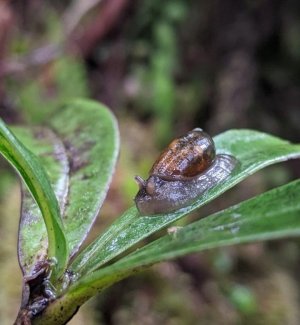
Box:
0 44 62 77
0 0 103 77
63 0 102 36
73 0 130 57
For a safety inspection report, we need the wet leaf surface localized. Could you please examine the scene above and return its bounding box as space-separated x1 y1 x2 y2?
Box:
70 179 300 299
16 127 69 276
49 99 119 256
70 130 300 277
0 121 68 279
8 99 119 278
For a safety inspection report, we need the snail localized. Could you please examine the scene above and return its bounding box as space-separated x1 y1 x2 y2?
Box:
134 128 238 215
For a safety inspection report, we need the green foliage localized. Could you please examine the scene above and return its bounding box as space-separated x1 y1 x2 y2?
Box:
68 178 300 297
6 7 89 125
16 99 119 284
16 126 69 277
69 129 300 277
49 100 119 254
229 285 257 315
0 99 300 324
130 0 188 145
11 57 89 124
0 120 68 279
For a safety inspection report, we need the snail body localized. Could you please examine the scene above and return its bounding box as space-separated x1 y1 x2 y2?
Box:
134 129 237 215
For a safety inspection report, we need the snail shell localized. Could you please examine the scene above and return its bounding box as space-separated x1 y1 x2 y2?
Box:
134 128 237 215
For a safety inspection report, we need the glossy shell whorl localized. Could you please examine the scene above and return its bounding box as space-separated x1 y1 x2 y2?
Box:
150 128 216 178
134 128 237 215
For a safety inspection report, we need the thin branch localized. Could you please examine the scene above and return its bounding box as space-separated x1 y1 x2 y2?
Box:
0 0 103 77
63 0 102 36
73 0 130 57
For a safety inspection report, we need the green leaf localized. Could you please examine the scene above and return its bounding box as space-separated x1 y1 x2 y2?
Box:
0 121 68 279
70 130 300 276
16 127 69 277
68 178 300 301
49 99 119 255
16 99 119 278
40 177 300 325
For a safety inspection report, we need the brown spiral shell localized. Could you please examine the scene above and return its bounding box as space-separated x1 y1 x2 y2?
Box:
134 128 237 215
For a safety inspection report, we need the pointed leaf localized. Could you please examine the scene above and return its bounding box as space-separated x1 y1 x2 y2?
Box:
49 99 119 255
15 127 69 276
15 99 119 277
70 130 300 276
69 178 300 300
0 120 68 278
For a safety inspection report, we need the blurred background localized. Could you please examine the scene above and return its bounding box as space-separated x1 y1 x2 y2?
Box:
0 0 300 324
